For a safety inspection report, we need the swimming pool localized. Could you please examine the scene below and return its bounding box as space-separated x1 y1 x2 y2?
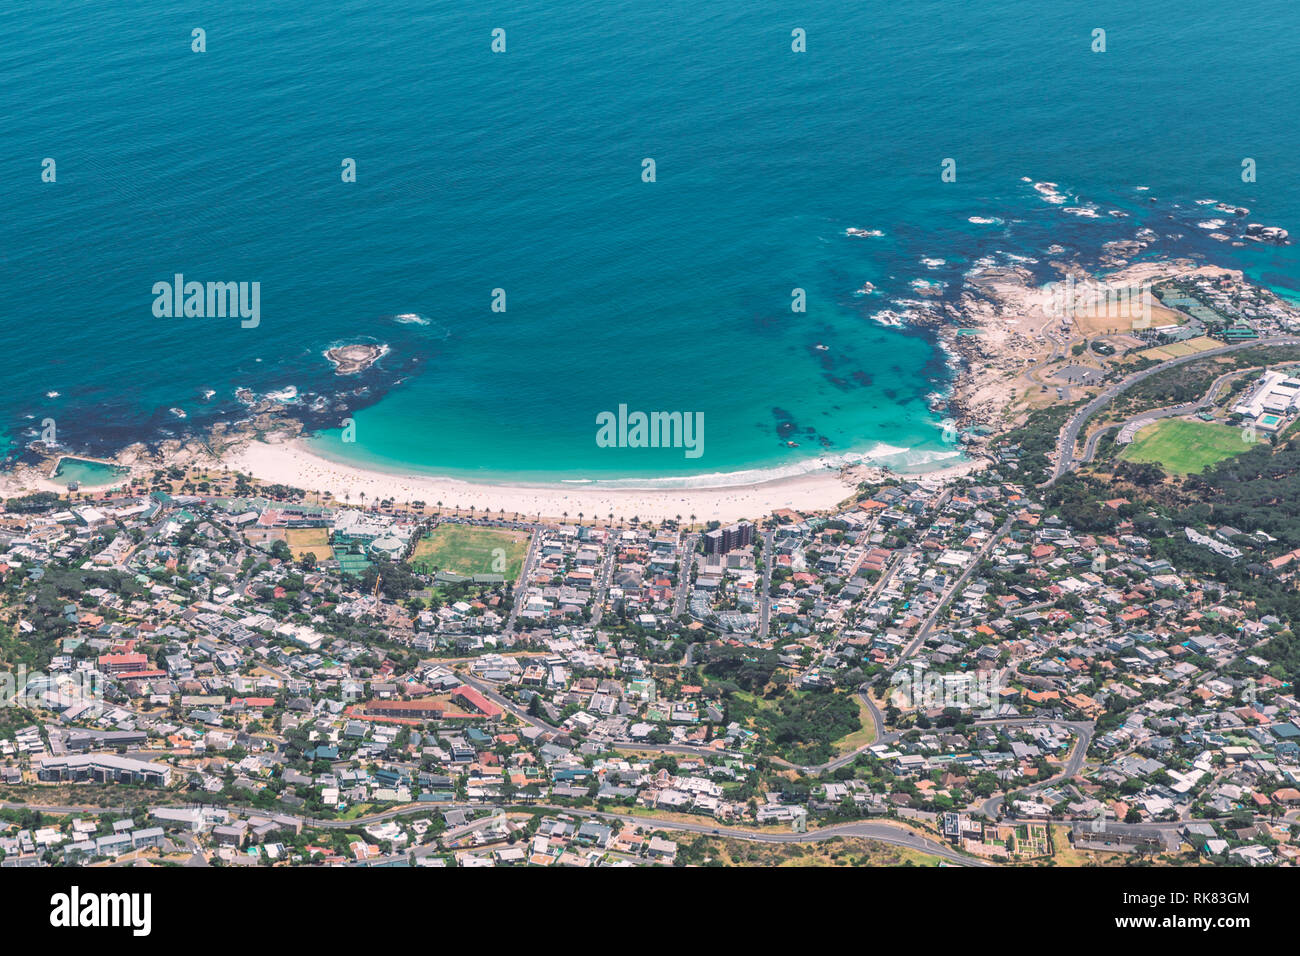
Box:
52 457 129 488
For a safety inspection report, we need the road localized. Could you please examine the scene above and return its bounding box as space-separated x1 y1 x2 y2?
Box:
114 502 175 567
305 803 990 866
795 687 897 775
757 529 774 639
0 800 986 865
974 718 1096 818
672 534 698 618
1077 360 1300 468
589 534 617 626
454 671 554 734
503 528 542 635
1047 335 1300 484
893 514 1015 668
448 661 998 785
178 831 210 867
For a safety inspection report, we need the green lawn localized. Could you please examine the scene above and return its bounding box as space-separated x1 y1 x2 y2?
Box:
1120 418 1252 474
830 693 877 755
285 527 332 561
408 524 529 579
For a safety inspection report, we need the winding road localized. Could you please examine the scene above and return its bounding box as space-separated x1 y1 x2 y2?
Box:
0 799 986 866
1046 335 1300 484
973 717 1095 818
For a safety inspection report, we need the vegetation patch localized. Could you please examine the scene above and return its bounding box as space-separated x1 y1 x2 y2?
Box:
676 833 942 867
409 524 528 579
1120 419 1251 475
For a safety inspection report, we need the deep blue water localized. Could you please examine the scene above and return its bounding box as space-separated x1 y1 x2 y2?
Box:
4 0 1299 483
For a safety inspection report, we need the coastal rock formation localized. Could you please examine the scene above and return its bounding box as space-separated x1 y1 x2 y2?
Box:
1102 239 1146 259
325 343 385 375
206 411 306 454
1244 224 1290 245
117 443 150 466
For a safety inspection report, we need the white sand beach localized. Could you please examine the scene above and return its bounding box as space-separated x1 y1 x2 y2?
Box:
219 438 983 523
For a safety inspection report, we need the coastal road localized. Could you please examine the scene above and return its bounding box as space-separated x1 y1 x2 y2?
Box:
1077 366 1245 466
1021 315 1076 393
1046 335 1300 484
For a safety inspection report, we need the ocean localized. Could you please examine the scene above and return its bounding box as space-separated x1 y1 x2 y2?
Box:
4 0 1299 485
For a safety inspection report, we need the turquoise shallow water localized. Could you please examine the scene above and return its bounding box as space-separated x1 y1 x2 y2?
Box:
4 0 1299 484
52 458 130 488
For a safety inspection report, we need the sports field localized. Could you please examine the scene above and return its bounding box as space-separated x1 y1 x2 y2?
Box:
285 527 332 561
1131 335 1220 363
408 524 529 579
1071 300 1186 336
1119 418 1252 474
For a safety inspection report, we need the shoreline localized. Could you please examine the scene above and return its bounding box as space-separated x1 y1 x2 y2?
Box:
4 252 1276 521
0 411 988 522
213 437 986 523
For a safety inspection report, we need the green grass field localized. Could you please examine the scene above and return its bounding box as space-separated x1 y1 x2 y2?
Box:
1120 418 1252 474
408 524 529 579
285 527 332 561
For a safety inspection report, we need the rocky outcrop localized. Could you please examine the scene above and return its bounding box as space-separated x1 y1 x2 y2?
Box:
325 343 385 375
1244 223 1290 245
